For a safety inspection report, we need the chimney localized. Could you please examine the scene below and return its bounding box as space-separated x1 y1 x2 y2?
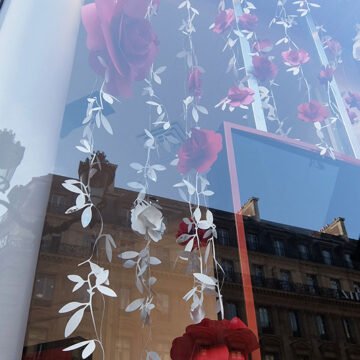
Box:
320 217 348 239
241 197 260 221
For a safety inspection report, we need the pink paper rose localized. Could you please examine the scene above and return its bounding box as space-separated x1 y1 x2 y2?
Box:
252 56 278 82
224 87 255 107
345 92 360 110
177 129 223 175
281 49 310 66
297 101 330 123
238 13 258 31
326 39 342 57
253 39 273 53
188 69 203 101
82 0 159 98
213 9 235 34
319 65 334 84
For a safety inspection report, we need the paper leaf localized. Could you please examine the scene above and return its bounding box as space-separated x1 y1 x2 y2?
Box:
82 340 96 359
149 257 161 265
206 210 213 224
102 92 113 104
148 351 161 360
183 287 197 301
62 182 83 194
205 242 211 263
194 207 201 222
97 285 117 297
130 162 143 171
198 220 210 230
63 340 91 352
81 206 92 228
125 298 144 312
185 237 194 252
149 277 157 286
65 307 86 337
101 114 113 135
119 251 139 259
193 273 216 286
68 275 84 283
59 302 85 314
105 238 112 262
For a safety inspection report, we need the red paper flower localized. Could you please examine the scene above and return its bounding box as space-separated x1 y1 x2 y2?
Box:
213 9 235 34
326 39 342 57
188 69 203 101
281 49 310 66
225 87 255 107
82 0 159 98
170 317 259 360
238 13 258 31
252 56 278 82
319 65 334 84
176 218 211 249
345 92 360 110
297 101 330 123
177 129 223 175
253 39 273 53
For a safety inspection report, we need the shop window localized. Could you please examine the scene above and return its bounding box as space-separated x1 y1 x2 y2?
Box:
298 244 309 260
33 275 55 303
246 233 258 251
316 315 328 340
259 307 273 334
344 253 353 268
274 240 285 257
280 270 292 291
217 228 230 246
321 250 332 265
289 311 301 337
225 302 238 320
343 318 356 343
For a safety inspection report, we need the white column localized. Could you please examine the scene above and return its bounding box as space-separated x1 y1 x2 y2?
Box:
0 1 82 358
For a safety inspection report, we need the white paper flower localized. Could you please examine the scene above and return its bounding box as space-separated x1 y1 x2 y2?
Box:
131 201 166 242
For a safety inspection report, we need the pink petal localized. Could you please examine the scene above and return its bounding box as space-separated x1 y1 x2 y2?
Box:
81 4 105 51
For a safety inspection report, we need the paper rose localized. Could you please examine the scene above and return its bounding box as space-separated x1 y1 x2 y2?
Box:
213 9 235 34
131 201 166 242
170 317 259 360
221 87 255 108
252 56 278 82
345 92 360 110
177 129 223 175
238 13 258 31
253 39 273 53
282 49 310 66
326 39 342 57
188 69 203 101
319 65 334 84
176 218 211 250
81 0 159 98
297 101 330 123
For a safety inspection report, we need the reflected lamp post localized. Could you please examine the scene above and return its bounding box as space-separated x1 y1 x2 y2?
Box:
0 129 24 193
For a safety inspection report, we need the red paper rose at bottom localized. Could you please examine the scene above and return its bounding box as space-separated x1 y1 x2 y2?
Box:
297 101 329 123
170 318 259 360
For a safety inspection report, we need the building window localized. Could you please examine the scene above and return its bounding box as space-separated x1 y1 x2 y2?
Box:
354 282 360 293
321 250 332 265
344 253 353 268
119 288 131 310
330 278 341 298
264 354 279 360
246 233 258 251
298 244 309 260
289 311 301 337
274 239 285 256
253 264 264 287
280 270 292 291
259 307 273 334
158 294 169 315
50 194 66 211
225 302 238 320
316 315 328 340
343 318 356 343
217 228 230 246
33 275 55 302
306 274 318 295
222 259 234 282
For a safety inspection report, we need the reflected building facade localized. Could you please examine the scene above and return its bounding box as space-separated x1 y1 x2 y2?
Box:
217 197 360 360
